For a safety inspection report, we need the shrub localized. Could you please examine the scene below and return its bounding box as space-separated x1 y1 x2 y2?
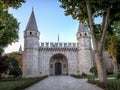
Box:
87 79 106 89
0 56 9 79
70 74 82 78
88 79 120 90
90 66 97 75
0 76 48 90
81 72 87 76
9 66 22 78
71 74 96 79
105 80 120 90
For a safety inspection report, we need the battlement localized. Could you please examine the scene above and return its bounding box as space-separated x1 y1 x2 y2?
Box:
39 42 78 48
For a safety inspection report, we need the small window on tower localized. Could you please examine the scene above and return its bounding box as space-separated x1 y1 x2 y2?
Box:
80 34 82 36
35 33 37 35
85 33 87 36
30 32 32 35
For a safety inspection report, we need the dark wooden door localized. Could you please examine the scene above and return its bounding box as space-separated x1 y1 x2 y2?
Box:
55 62 62 75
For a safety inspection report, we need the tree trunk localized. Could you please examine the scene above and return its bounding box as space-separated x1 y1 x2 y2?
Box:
95 52 107 82
85 0 108 83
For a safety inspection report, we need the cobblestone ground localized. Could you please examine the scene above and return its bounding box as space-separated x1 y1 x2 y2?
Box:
24 76 103 90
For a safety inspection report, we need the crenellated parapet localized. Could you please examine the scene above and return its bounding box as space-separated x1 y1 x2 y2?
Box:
39 42 78 51
40 42 78 48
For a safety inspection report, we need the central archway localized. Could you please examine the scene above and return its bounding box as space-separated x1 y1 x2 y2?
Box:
50 53 68 75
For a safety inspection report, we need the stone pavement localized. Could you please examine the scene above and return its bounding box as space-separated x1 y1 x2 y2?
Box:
24 76 103 90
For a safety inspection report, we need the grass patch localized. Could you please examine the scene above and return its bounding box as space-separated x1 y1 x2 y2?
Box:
87 79 106 89
88 79 120 90
71 74 97 79
71 74 115 79
0 76 48 90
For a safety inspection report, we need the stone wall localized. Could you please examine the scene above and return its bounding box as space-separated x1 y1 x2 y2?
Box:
38 47 78 76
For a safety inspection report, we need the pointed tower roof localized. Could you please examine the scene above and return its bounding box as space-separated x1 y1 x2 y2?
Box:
19 45 22 53
77 23 89 33
26 8 38 31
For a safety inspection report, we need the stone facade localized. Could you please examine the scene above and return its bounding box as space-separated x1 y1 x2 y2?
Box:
23 10 94 77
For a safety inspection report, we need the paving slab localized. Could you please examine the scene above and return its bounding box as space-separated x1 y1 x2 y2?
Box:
24 76 103 90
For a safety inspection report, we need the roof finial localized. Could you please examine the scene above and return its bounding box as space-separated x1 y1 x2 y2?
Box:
58 33 59 43
32 6 34 11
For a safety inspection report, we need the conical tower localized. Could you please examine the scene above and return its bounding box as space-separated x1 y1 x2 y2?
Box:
19 45 22 53
23 8 40 77
76 23 93 75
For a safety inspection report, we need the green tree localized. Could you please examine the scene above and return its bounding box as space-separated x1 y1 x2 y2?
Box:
0 56 9 79
0 10 19 53
0 0 25 54
0 0 25 9
9 66 22 78
59 0 120 83
7 57 22 78
90 66 97 75
7 52 22 57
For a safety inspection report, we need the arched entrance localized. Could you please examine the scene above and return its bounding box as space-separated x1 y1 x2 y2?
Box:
50 53 68 75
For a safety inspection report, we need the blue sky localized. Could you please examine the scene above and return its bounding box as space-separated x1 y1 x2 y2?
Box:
5 0 101 53
9 0 79 42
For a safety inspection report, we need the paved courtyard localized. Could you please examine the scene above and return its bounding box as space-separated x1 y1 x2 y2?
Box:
25 76 103 90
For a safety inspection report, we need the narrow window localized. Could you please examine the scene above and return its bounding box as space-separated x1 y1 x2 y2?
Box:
80 33 82 36
85 33 87 36
30 32 32 35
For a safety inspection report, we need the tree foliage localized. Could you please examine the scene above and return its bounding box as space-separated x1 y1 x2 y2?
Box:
0 56 9 79
7 57 19 67
0 0 25 9
0 0 25 54
0 52 22 78
0 10 19 48
9 66 22 78
7 52 22 57
7 56 22 78
59 0 120 36
90 66 97 75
